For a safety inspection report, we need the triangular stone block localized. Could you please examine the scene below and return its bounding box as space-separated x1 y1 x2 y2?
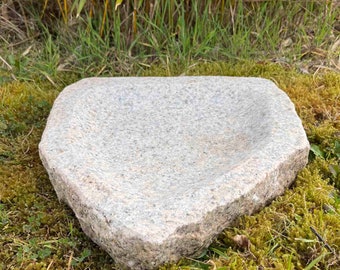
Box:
39 77 309 269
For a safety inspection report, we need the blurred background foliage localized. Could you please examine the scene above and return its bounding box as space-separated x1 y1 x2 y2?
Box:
1 1 339 79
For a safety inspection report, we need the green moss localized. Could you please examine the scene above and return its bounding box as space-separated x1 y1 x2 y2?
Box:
1 63 339 269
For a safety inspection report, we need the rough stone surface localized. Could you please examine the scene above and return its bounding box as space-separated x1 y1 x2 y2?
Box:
39 76 309 269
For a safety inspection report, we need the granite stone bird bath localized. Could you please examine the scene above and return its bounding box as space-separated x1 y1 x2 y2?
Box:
39 76 309 269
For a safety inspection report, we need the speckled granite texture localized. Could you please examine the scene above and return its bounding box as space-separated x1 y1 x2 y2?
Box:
39 77 309 269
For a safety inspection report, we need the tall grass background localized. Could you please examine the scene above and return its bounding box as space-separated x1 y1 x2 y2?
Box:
1 0 339 79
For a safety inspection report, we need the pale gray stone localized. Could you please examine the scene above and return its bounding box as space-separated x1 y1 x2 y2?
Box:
39 77 309 269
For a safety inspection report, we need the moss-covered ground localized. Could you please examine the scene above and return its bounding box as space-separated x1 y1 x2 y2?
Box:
0 62 339 269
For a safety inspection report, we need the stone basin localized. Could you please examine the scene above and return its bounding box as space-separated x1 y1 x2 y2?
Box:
39 76 309 269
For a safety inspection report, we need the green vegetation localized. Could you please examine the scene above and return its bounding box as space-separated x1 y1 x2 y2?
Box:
0 0 339 269
1 0 339 80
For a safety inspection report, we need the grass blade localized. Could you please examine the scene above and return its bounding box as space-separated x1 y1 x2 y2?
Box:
303 252 329 270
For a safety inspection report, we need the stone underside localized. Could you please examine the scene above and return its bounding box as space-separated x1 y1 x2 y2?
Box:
39 76 310 269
